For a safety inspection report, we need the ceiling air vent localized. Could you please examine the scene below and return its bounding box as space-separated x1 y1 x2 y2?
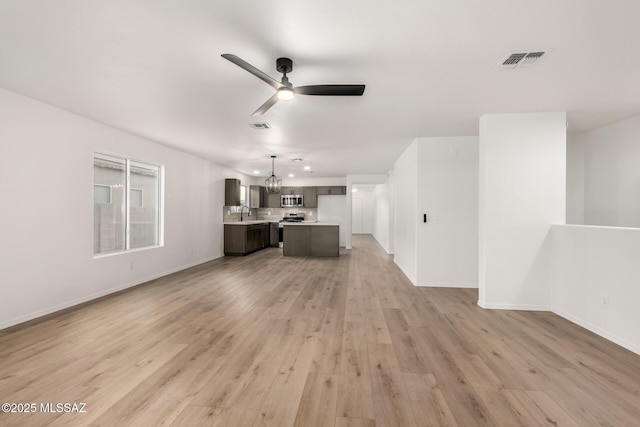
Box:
248 122 271 130
499 50 550 69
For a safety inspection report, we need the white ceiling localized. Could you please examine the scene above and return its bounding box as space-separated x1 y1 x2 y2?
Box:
1 1 640 178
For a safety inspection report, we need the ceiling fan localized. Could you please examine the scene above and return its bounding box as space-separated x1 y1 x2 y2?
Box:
221 54 365 116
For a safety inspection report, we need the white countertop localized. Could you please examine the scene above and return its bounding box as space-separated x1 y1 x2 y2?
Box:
281 222 340 226
224 220 340 226
223 220 275 225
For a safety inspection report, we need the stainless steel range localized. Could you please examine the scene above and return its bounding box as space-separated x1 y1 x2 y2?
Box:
279 213 305 224
278 213 305 246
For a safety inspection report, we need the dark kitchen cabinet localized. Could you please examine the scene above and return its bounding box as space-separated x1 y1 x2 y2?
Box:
303 186 317 208
263 187 281 208
282 225 309 256
269 222 279 247
282 224 339 257
316 186 346 195
262 223 270 248
224 223 266 255
249 185 264 208
246 224 264 253
225 179 241 206
281 186 303 195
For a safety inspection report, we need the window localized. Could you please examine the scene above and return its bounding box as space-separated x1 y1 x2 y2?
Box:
130 188 143 208
93 153 164 255
240 185 247 206
93 184 112 204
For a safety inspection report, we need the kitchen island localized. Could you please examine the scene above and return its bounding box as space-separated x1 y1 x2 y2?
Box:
282 222 340 257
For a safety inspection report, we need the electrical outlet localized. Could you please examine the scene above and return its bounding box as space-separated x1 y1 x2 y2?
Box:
601 295 609 309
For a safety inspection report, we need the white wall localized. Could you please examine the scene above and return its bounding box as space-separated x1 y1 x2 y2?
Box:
550 225 640 355
352 187 374 234
372 181 391 252
580 114 640 228
0 87 250 329
566 133 586 224
416 136 478 287
392 141 418 283
478 112 566 310
279 177 346 187
317 195 347 246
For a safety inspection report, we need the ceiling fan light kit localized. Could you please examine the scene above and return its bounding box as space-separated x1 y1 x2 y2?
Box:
221 53 365 116
277 87 294 100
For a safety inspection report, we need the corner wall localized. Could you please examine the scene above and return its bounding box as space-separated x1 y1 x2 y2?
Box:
0 87 249 329
392 141 418 283
478 112 566 310
566 133 586 224
372 180 391 253
582 114 640 227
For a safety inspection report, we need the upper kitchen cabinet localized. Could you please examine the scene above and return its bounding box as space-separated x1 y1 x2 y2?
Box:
281 186 303 195
263 187 281 208
303 186 317 208
316 186 346 195
225 178 241 206
249 185 264 208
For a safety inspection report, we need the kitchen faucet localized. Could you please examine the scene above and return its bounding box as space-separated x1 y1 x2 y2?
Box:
239 205 249 221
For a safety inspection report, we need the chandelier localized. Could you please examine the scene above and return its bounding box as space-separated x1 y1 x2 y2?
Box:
265 155 282 194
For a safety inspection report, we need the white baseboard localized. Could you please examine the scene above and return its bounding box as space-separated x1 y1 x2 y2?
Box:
551 308 640 356
0 256 220 331
393 259 417 285
371 233 392 254
416 282 478 289
477 300 550 311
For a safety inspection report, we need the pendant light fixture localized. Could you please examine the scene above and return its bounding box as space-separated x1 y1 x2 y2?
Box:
265 155 282 194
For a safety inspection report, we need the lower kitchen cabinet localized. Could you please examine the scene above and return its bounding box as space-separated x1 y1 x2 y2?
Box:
224 223 268 256
282 224 339 257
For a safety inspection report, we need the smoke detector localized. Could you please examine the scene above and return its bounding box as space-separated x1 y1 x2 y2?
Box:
498 50 551 69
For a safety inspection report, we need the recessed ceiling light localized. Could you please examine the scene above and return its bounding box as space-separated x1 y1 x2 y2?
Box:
253 170 260 175
291 158 303 162
352 188 358 193
303 166 311 171
288 173 295 178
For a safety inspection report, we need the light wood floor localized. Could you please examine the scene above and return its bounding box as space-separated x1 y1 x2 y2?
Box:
1 235 640 426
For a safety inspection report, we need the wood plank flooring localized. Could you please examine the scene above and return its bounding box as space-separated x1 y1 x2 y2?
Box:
1 235 640 426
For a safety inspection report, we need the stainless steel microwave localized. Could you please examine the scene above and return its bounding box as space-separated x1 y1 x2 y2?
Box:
281 195 304 207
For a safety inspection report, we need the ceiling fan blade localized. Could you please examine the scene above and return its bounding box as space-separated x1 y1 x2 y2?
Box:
295 84 365 96
221 54 284 90
251 93 279 116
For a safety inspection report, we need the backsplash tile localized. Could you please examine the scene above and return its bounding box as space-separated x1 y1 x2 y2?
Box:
223 206 317 222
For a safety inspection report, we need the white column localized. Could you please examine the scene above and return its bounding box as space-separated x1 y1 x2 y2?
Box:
478 112 566 309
